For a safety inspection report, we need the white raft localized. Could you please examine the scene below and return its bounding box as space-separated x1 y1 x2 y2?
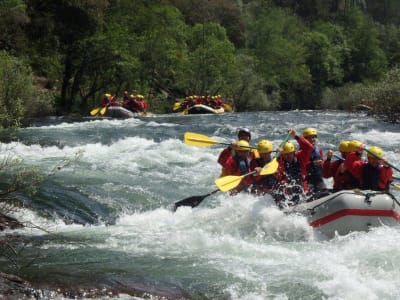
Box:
184 104 225 115
286 190 400 238
103 106 135 118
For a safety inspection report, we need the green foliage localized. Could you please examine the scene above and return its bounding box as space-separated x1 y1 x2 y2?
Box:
369 67 400 123
0 0 399 120
378 24 400 68
248 6 312 109
0 51 32 128
0 0 28 54
182 22 238 95
320 83 369 110
342 8 388 82
230 53 280 111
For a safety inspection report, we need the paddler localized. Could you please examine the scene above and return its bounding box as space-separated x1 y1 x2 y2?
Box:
219 139 253 195
344 144 393 191
217 128 256 177
250 139 277 195
274 128 314 206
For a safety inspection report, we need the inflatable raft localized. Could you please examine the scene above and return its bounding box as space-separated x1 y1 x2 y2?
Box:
89 107 150 119
103 106 136 118
286 190 400 238
183 104 225 115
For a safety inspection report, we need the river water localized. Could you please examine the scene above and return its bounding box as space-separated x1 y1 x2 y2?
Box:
1 111 400 299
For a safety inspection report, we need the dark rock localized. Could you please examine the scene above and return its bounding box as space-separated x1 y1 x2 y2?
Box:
0 213 24 231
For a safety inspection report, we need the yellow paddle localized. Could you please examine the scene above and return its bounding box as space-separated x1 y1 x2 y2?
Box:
223 103 233 112
184 132 256 149
214 132 290 192
214 159 280 192
90 107 101 116
173 101 182 111
100 106 107 115
214 171 256 192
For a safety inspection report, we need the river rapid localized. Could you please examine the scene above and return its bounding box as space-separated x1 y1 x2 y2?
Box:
1 110 400 299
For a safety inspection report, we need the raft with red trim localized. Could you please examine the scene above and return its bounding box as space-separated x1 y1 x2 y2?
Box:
287 190 400 238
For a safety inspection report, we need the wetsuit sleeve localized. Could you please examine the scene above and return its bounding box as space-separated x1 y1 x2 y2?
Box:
295 135 314 167
218 147 232 167
380 166 393 190
344 152 363 181
323 159 340 178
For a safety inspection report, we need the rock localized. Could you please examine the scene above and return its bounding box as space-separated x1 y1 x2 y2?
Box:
0 213 24 231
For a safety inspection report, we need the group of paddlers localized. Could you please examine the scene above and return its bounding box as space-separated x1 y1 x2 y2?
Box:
102 91 148 113
181 95 225 109
218 128 393 207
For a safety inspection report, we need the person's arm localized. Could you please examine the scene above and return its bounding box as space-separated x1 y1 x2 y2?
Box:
217 147 233 167
322 150 335 178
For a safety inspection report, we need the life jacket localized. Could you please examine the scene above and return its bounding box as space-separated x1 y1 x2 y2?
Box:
306 147 323 183
283 157 303 187
234 155 251 175
251 158 276 191
362 164 381 190
333 164 359 191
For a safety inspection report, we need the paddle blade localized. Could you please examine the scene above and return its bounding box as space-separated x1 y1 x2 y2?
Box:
223 103 232 112
215 175 244 192
173 102 182 111
173 189 218 211
392 184 400 191
184 132 220 147
90 107 100 116
100 106 107 115
259 158 279 176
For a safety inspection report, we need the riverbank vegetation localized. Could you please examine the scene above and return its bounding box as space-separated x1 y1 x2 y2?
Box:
0 0 400 126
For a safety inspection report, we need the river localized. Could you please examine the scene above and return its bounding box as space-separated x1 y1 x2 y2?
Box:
1 110 400 299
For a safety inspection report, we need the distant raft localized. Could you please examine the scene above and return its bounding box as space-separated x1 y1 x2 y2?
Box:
89 106 150 119
103 106 135 118
286 190 400 238
183 104 225 115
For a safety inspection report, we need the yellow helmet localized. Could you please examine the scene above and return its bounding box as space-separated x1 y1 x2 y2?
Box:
367 146 383 159
338 140 349 153
257 140 273 154
282 142 295 154
236 140 250 151
303 127 318 137
104 93 111 97
348 140 362 152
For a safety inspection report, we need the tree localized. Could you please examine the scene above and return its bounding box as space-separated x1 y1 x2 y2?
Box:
25 0 109 112
0 51 32 128
0 0 29 55
181 22 238 96
247 6 311 109
342 8 387 82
